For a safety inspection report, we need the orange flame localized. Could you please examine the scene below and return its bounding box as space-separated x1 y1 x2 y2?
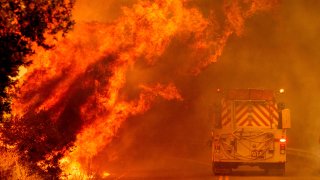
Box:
60 83 182 178
10 0 279 178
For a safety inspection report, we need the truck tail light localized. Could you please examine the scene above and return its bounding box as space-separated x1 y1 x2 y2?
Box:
279 138 286 154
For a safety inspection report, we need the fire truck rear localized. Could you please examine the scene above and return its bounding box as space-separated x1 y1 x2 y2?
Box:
211 89 291 175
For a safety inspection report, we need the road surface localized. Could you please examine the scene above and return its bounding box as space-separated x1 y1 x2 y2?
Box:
104 148 320 180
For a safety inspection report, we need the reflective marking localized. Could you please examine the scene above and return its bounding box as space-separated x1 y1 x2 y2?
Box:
235 101 278 127
221 101 232 127
221 100 279 127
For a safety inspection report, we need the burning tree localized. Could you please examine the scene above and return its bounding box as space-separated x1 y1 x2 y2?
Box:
0 0 74 179
0 0 75 121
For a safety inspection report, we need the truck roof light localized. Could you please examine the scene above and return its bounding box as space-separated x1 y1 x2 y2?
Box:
280 138 286 143
279 88 285 94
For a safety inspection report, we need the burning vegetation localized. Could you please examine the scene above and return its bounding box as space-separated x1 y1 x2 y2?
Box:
0 0 279 179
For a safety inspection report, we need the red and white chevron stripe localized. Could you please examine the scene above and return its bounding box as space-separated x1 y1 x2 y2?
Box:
221 100 279 128
221 100 232 128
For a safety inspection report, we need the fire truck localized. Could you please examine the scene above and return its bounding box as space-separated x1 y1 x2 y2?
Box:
211 89 291 175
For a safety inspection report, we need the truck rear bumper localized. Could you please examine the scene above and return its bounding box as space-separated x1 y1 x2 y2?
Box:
213 161 285 169
212 162 286 176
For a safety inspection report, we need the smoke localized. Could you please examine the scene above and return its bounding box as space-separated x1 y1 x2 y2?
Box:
73 0 136 23
278 0 320 153
198 0 320 169
212 0 320 152
9 0 287 178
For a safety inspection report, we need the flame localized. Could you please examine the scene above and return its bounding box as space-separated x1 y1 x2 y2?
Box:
102 172 110 178
60 83 182 178
9 0 279 178
193 0 280 74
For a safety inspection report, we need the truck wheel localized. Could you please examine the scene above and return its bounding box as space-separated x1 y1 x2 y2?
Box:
276 163 285 176
265 163 285 176
212 163 232 175
277 165 285 176
212 163 219 175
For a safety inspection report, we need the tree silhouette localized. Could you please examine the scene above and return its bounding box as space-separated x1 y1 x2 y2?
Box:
0 0 75 178
0 0 75 122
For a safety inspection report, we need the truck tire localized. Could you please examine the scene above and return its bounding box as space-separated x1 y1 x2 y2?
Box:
276 164 286 176
265 163 285 176
212 163 232 175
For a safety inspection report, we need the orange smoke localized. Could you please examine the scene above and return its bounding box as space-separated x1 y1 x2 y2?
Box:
194 0 279 74
10 0 279 178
